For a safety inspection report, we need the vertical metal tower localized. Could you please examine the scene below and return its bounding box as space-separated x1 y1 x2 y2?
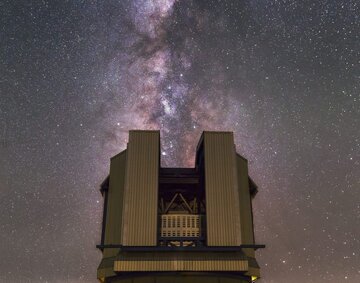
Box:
97 130 264 283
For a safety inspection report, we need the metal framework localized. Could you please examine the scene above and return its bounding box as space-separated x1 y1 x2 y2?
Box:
96 244 266 251
97 131 265 283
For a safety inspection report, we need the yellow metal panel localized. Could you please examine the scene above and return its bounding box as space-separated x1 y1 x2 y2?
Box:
114 259 248 271
203 132 241 246
236 154 255 257
122 130 160 246
103 151 127 258
114 252 248 272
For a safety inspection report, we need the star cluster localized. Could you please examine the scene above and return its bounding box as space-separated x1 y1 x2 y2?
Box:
0 1 359 282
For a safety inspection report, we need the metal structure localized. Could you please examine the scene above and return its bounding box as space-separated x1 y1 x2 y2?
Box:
97 130 264 283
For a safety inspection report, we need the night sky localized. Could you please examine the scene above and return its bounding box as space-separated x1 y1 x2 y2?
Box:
0 1 359 282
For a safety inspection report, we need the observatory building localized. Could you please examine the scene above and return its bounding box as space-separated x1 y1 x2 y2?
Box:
97 130 264 283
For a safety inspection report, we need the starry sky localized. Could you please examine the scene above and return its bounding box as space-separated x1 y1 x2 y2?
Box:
0 0 359 282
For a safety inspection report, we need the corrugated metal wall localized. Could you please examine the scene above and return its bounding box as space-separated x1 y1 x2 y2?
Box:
237 154 255 258
114 252 248 272
121 131 160 246
103 151 127 258
203 132 242 246
98 130 261 281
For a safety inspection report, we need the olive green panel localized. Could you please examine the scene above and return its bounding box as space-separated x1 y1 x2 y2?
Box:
203 132 241 246
103 151 127 258
97 256 117 280
245 257 260 278
236 155 255 258
122 130 160 246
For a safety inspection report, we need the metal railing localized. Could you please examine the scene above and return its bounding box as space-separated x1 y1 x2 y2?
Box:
160 214 201 238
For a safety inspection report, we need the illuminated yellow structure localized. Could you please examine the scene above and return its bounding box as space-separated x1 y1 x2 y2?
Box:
97 130 264 283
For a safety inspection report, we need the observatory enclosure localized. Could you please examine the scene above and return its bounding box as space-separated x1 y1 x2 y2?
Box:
97 130 264 283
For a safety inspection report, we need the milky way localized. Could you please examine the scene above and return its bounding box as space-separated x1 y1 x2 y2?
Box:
0 1 359 282
101 0 253 166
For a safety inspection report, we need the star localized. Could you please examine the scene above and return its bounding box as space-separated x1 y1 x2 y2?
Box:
0 1 358 282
